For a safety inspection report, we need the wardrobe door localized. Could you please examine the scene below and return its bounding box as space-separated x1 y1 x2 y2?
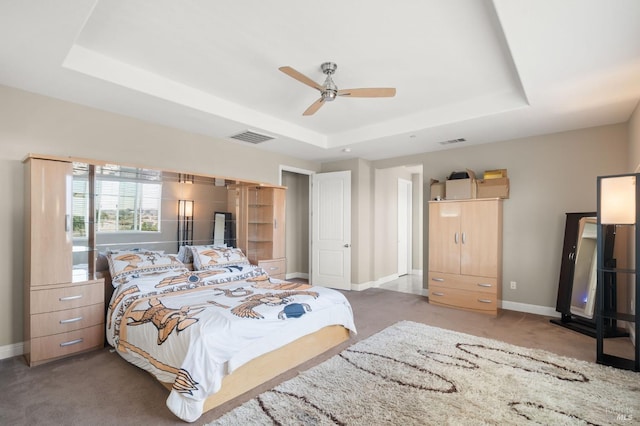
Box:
271 187 286 260
428 201 461 274
26 158 73 286
460 200 501 278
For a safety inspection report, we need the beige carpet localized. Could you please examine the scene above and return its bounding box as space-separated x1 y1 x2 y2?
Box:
210 321 639 425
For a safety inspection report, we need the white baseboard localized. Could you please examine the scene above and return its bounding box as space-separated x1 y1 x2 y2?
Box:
285 272 309 280
351 273 399 291
0 341 24 360
423 295 558 317
501 300 561 318
411 269 423 276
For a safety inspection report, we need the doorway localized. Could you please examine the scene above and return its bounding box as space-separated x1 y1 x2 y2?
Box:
280 168 311 281
377 165 424 296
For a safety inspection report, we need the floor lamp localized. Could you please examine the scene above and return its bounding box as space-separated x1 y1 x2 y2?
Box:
596 173 639 371
178 200 194 247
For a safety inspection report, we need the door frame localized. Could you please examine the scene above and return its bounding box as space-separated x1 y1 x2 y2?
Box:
398 178 412 276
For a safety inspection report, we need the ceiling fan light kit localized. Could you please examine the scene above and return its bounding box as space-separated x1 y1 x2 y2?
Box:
279 62 396 115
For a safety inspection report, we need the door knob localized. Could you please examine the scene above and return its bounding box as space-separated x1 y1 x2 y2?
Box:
344 243 350 248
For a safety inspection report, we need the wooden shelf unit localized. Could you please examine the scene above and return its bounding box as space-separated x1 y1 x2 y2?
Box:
235 186 286 278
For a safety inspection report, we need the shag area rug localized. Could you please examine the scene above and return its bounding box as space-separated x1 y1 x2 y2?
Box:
210 321 639 425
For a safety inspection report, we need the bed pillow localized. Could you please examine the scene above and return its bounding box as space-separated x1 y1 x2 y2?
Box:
190 245 249 270
178 244 227 264
107 248 185 286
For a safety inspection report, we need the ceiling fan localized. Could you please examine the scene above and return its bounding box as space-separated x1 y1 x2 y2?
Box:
279 62 396 116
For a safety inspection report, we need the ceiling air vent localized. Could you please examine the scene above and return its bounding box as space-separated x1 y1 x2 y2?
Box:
439 138 467 145
229 130 274 144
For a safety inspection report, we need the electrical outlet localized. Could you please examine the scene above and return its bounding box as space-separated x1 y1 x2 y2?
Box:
510 281 517 290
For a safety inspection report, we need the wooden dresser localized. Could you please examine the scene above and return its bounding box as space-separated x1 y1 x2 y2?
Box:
258 258 286 280
24 156 104 366
26 279 104 366
428 199 503 315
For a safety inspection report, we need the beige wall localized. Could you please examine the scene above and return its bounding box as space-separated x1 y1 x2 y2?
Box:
376 124 628 308
629 100 640 171
0 85 318 347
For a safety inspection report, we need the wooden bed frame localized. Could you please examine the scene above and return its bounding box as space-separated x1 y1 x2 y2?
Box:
160 324 351 413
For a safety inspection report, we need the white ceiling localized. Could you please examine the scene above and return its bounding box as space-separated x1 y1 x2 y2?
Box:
1 0 639 163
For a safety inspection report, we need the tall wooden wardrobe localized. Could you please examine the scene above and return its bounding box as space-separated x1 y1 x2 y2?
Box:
24 156 104 366
428 198 503 315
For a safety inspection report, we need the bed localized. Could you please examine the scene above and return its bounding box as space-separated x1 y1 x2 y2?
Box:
104 246 356 422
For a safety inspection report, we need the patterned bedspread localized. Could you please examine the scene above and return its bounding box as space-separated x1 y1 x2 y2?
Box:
106 264 356 422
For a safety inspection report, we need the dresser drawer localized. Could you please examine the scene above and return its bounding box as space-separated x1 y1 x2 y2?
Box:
30 303 104 338
429 284 497 314
258 258 286 279
29 324 104 365
428 272 497 294
31 281 104 314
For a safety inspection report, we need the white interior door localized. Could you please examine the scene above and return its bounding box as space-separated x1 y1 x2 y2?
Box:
397 179 412 276
311 171 351 290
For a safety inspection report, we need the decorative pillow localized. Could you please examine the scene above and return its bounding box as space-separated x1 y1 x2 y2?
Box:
190 245 249 270
107 248 184 286
178 244 227 265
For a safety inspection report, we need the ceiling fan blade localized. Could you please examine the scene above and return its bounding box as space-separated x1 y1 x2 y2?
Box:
303 98 325 116
337 88 396 98
279 66 323 91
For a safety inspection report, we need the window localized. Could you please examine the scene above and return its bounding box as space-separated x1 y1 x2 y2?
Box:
95 179 162 232
71 164 163 235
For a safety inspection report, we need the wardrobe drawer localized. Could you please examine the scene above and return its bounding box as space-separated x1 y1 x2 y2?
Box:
429 284 497 314
428 272 497 294
29 325 104 365
30 303 104 338
30 281 104 314
258 258 286 279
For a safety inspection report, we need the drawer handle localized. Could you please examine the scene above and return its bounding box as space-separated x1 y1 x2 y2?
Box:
59 295 83 302
431 277 445 282
432 292 445 297
477 283 492 288
60 338 83 347
269 267 279 271
478 298 493 304
60 316 83 324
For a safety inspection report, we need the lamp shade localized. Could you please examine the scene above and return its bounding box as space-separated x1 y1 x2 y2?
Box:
599 175 636 224
178 200 194 218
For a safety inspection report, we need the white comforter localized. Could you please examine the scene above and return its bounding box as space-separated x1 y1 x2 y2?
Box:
106 264 356 422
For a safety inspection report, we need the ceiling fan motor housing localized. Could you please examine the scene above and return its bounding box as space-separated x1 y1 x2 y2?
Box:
321 62 338 101
321 62 337 74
